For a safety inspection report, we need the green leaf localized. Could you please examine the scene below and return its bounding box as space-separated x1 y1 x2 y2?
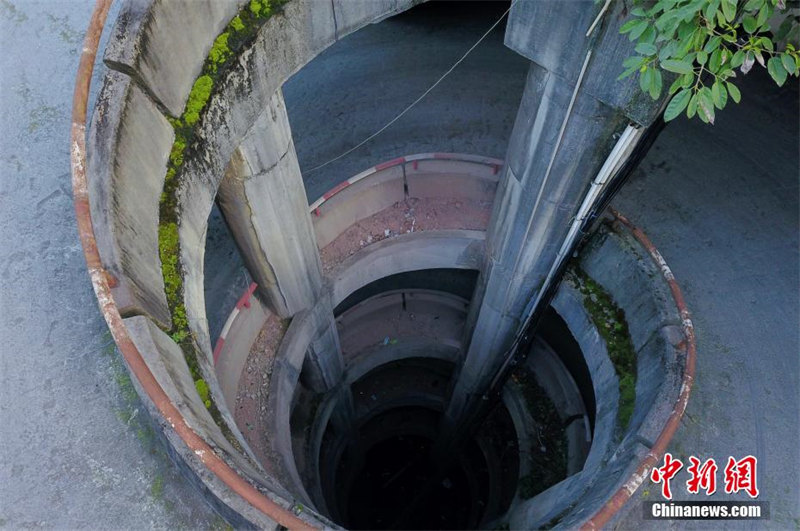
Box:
623 55 645 68
628 19 650 40
620 18 644 34
781 53 798 75
731 49 745 67
767 57 788 86
650 68 663 99
704 0 721 22
742 15 758 33
721 0 736 22
662 59 695 74
636 42 658 56
726 81 742 102
640 25 657 44
703 36 722 53
640 66 654 93
709 48 723 72
687 92 699 118
664 88 692 120
756 3 771 27
659 41 679 62
697 50 709 65
699 87 716 123
711 81 728 109
631 7 647 16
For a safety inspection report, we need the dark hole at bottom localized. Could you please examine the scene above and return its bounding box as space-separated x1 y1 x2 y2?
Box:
344 434 477 530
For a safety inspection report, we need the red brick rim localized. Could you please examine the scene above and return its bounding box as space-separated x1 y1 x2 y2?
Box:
582 208 697 529
70 1 315 528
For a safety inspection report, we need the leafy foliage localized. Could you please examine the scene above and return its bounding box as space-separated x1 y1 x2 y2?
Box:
618 0 800 123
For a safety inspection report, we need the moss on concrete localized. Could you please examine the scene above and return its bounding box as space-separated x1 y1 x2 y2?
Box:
156 0 287 427
568 266 637 431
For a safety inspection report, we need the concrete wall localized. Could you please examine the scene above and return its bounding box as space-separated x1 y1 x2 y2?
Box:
507 222 686 529
88 0 424 522
329 230 485 307
445 0 672 442
312 155 501 249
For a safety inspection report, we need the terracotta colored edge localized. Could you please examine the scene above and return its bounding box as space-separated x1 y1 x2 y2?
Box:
581 208 696 530
70 1 315 528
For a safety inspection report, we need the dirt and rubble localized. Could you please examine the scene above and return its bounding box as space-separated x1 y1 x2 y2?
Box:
319 196 492 272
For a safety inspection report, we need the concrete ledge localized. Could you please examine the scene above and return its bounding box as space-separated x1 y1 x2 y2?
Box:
312 154 502 249
313 165 405 249
213 285 269 410
123 316 284 495
104 0 247 116
87 70 172 328
508 220 688 528
337 290 468 361
329 230 485 306
345 340 459 386
580 224 681 352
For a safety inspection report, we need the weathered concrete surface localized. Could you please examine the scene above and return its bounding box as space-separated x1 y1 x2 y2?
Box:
104 0 246 116
218 90 323 318
87 69 173 328
612 69 800 528
329 230 485 306
444 0 671 446
3 1 796 528
0 0 222 527
283 1 529 201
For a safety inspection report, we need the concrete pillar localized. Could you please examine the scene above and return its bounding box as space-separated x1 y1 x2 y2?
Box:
443 0 668 440
218 88 357 435
217 89 322 319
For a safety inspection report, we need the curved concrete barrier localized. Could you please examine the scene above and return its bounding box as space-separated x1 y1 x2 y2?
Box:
309 153 501 249
75 0 693 523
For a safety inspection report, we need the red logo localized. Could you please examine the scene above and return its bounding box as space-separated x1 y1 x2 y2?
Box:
651 454 759 499
650 452 684 500
686 457 718 495
724 455 759 498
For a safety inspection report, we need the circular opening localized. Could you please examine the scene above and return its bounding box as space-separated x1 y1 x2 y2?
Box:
286 270 595 529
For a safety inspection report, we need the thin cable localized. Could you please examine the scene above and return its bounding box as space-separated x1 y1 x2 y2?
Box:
305 1 516 174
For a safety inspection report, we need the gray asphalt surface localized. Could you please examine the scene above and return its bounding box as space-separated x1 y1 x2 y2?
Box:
2 0 798 529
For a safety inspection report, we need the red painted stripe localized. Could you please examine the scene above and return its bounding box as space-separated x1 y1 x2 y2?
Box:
492 164 500 175
413 160 418 170
236 282 258 310
213 337 225 365
374 156 405 171
322 180 351 200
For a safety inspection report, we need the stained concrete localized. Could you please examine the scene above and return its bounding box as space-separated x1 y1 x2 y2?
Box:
2 1 797 529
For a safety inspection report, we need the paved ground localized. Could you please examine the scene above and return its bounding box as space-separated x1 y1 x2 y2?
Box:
0 1 223 528
613 68 799 528
1 0 797 529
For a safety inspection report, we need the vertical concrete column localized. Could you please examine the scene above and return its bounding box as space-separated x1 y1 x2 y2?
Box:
218 88 355 432
217 89 322 319
443 0 667 438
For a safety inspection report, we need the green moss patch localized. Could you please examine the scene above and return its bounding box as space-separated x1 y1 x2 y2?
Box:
568 266 637 431
156 0 287 424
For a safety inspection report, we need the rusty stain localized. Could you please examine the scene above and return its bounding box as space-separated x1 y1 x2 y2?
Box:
70 1 317 528
581 209 697 529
